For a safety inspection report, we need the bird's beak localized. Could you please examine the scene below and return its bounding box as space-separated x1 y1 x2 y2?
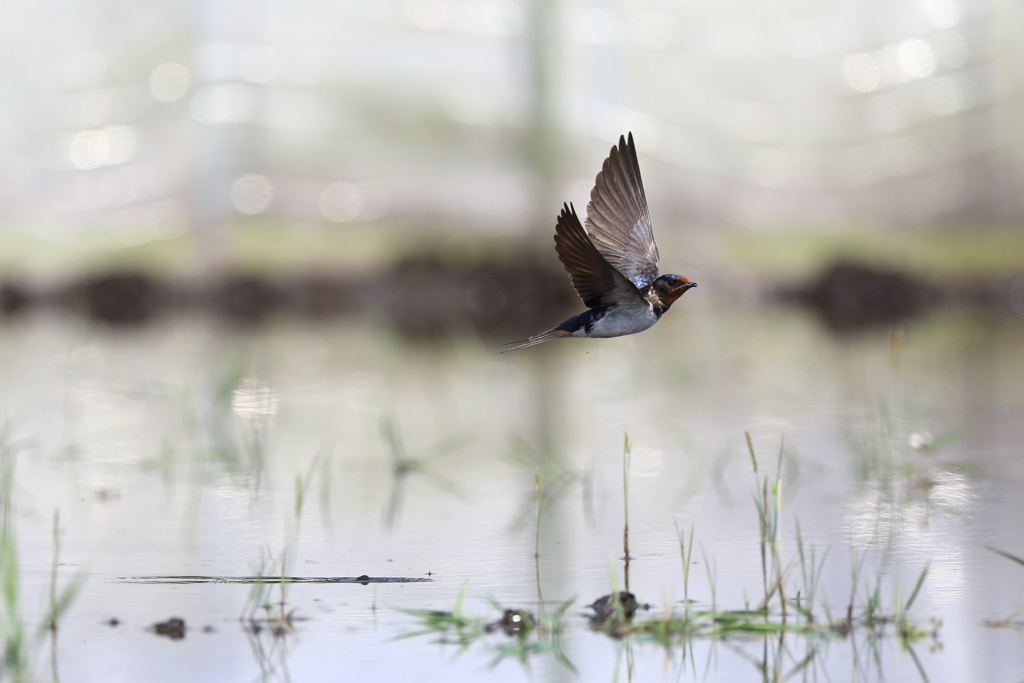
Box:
675 278 696 290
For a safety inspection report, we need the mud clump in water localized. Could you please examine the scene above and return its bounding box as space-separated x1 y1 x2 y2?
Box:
588 591 643 631
486 609 535 637
152 617 186 640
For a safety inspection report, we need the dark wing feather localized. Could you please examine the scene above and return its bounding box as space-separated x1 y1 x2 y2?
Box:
585 133 660 288
553 203 643 309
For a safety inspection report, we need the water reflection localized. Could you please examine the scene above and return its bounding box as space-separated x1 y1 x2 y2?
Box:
232 379 279 422
380 416 469 527
0 299 1021 681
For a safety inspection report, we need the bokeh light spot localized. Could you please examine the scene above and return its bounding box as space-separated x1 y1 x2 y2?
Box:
149 62 191 102
68 125 136 170
230 174 274 214
879 44 911 84
319 182 362 222
232 379 279 421
104 125 137 166
69 130 110 170
843 53 881 92
899 39 936 79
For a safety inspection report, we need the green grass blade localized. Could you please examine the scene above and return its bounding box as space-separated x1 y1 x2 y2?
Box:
904 563 930 613
987 545 1024 568
906 643 931 683
745 432 758 473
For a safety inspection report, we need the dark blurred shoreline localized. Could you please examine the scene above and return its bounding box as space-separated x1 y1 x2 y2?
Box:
2 258 1023 336
0 255 577 338
775 260 1024 332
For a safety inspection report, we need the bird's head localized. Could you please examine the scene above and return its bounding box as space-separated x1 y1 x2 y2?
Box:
652 274 697 308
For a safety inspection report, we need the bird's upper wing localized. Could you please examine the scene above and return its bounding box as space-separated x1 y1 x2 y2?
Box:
584 133 660 289
554 203 645 309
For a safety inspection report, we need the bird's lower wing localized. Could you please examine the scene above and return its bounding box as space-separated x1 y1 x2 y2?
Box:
554 203 644 309
500 328 570 353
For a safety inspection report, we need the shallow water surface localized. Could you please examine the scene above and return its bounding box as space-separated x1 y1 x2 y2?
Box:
1 303 1023 682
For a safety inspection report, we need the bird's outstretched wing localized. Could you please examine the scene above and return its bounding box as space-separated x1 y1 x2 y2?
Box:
585 133 660 289
554 203 644 309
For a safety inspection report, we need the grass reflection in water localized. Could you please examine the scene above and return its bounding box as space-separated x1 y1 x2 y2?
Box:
399 433 940 681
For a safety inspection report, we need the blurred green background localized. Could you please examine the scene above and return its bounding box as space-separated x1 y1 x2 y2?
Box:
1 0 1023 287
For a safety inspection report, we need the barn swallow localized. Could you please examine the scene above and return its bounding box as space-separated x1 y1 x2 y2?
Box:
503 133 696 352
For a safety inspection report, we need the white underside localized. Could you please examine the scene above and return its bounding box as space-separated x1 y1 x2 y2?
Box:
569 303 658 339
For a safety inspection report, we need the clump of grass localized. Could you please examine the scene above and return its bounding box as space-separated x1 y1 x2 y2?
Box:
397 581 481 646
603 561 933 656
0 431 86 683
399 431 939 680
794 520 828 624
674 520 695 609
0 434 26 681
240 454 321 636
622 433 632 591
622 433 632 562
238 457 324 682
611 433 935 658
396 581 577 672
747 432 787 617
588 430 937 677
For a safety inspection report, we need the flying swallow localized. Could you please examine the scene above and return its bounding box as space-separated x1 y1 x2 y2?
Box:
503 133 696 352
